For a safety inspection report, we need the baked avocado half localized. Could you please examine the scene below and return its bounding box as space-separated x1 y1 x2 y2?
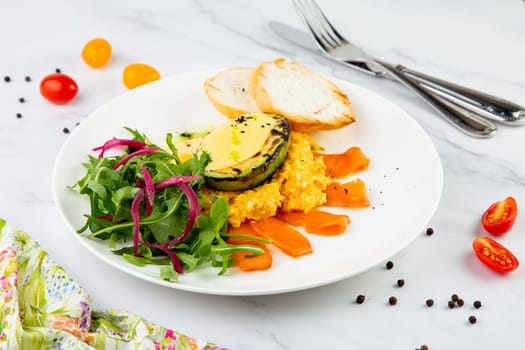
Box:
201 113 290 191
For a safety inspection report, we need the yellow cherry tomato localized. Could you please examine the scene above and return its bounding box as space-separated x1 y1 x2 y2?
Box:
82 38 112 68
123 63 160 89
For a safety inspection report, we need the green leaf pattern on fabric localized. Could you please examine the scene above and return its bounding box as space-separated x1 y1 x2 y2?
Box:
0 219 226 350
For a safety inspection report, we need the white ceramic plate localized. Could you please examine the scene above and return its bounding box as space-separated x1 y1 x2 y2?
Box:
52 70 443 296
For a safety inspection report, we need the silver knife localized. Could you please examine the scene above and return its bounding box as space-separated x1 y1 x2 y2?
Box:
269 20 525 127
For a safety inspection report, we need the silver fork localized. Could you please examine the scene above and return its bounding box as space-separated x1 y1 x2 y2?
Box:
293 0 525 137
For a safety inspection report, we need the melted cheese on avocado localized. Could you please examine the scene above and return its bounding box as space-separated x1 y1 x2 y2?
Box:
175 137 204 162
201 114 274 170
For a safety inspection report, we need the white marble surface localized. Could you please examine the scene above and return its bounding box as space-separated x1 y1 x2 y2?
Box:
1 0 525 348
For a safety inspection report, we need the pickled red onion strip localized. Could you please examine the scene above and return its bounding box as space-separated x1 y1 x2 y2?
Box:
93 138 147 158
112 147 160 170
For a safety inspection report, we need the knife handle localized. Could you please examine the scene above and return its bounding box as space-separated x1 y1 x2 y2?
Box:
375 60 497 138
397 65 525 125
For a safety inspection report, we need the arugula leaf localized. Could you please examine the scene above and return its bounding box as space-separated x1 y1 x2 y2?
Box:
74 127 255 280
160 266 179 281
149 208 188 244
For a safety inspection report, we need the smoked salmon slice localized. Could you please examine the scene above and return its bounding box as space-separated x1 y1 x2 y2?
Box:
324 179 370 208
227 223 272 271
248 217 313 258
316 146 369 178
276 208 350 236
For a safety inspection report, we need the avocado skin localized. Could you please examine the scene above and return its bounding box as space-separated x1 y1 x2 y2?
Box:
204 114 290 191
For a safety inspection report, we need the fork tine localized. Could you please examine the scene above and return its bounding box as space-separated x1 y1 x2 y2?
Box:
307 0 348 45
304 0 341 48
294 0 347 52
293 0 334 52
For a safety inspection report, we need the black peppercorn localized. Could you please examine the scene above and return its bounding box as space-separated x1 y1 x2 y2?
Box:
426 227 434 236
356 295 366 304
4 76 11 82
16 113 22 119
25 76 31 82
397 279 405 287
425 299 434 307
473 300 482 309
55 68 61 73
19 97 25 103
451 294 459 302
448 300 455 309
468 315 477 324
457 299 464 307
63 127 70 134
388 296 397 305
386 261 394 269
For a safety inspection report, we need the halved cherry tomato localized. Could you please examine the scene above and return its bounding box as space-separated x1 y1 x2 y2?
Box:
481 196 517 235
40 73 78 104
82 38 112 68
122 63 160 89
473 237 519 273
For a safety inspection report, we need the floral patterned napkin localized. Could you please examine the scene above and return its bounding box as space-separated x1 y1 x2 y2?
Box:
0 218 226 350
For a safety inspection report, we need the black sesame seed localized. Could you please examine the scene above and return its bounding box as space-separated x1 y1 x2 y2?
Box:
397 279 405 287
386 261 394 269
16 113 22 119
448 300 455 309
425 299 434 307
388 296 397 305
473 300 482 309
468 315 477 324
25 76 31 82
426 227 434 236
457 299 464 307
4 76 11 82
451 294 459 302
62 127 70 134
356 294 366 304
19 97 25 103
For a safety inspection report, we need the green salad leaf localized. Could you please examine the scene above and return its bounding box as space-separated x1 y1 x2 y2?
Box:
73 128 264 280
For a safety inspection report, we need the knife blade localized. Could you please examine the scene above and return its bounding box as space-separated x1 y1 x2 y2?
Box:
269 20 386 77
269 20 319 51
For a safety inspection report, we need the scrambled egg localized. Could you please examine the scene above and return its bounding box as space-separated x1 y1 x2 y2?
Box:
202 132 331 227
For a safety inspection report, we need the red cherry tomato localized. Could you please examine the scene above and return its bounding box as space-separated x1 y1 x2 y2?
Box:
481 196 517 235
40 73 78 104
473 237 519 273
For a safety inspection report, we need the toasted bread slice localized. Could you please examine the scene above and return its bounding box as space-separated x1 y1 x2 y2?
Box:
204 67 261 119
250 58 355 131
